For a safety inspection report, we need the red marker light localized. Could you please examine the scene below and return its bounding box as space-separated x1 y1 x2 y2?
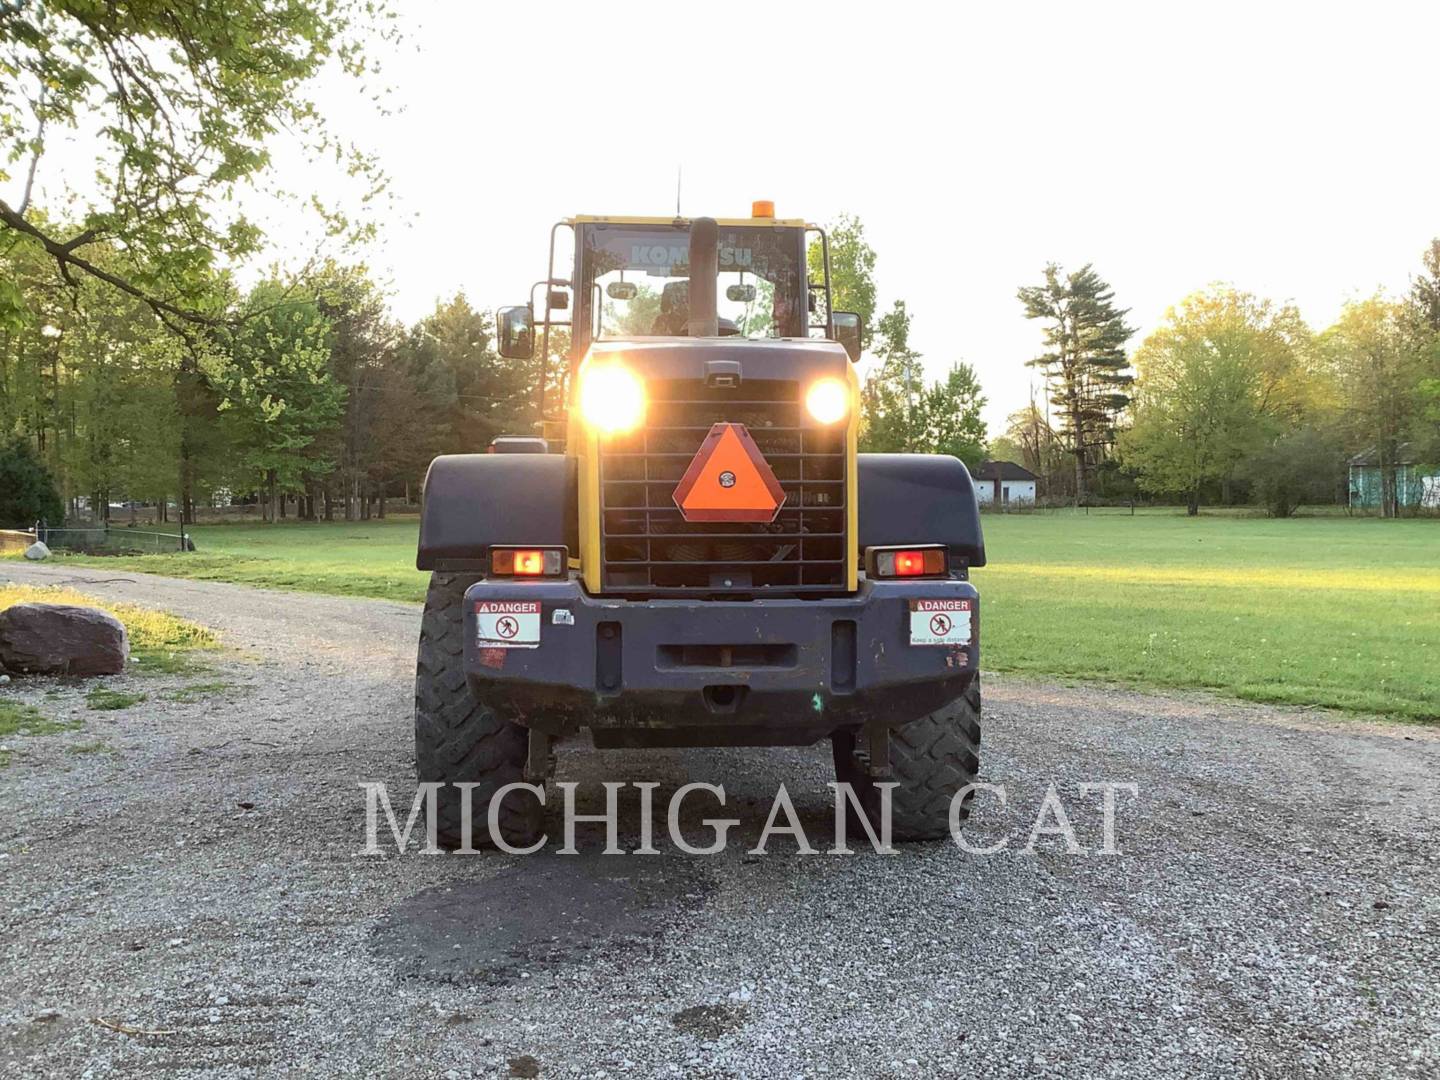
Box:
872 547 947 578
894 550 926 576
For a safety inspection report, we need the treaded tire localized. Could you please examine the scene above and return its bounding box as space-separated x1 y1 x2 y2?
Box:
415 572 542 849
832 678 982 842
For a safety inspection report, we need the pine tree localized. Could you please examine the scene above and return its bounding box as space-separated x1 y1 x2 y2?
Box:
1018 264 1135 501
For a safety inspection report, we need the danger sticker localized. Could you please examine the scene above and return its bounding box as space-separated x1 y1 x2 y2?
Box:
908 598 972 646
476 600 540 648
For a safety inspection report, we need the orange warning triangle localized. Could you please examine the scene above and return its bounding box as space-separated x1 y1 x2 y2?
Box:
673 423 787 522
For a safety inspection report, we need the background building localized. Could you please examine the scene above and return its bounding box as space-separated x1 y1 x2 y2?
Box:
971 460 1038 507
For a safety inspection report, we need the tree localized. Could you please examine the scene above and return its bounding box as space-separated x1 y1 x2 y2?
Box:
218 283 345 522
914 362 988 466
985 435 1025 466
405 294 532 454
1410 238 1440 334
1320 296 1428 518
860 301 922 451
1120 288 1301 515
1017 264 1135 501
1405 239 1440 464
0 438 63 526
0 0 391 325
1001 398 1067 498
1243 428 1345 517
312 264 399 519
807 213 878 349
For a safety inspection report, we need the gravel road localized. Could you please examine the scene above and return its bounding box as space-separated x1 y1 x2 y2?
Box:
2 561 1437 1079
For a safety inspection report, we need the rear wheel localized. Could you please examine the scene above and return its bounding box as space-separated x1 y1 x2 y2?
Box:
832 679 982 842
415 572 543 849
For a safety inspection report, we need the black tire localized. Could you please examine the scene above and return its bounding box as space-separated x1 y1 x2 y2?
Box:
832 679 982 842
415 572 543 849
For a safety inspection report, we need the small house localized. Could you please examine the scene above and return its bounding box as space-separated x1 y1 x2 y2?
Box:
971 460 1038 507
1348 445 1440 511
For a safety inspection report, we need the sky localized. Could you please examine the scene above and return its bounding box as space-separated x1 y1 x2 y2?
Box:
22 0 1440 432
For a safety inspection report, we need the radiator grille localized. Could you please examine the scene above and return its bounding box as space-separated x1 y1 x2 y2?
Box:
598 379 848 595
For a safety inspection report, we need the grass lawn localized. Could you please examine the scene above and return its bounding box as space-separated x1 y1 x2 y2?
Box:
973 512 1440 720
48 519 429 603
19 511 1440 720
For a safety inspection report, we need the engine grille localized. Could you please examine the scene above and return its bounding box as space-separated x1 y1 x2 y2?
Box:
598 379 848 596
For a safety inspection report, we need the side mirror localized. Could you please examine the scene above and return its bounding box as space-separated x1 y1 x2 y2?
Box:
547 289 569 311
832 311 862 363
496 305 535 360
606 281 638 300
725 283 756 303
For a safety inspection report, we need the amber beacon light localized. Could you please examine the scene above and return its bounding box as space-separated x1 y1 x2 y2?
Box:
491 547 565 577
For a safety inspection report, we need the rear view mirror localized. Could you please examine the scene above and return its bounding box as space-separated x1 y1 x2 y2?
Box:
607 281 638 300
496 305 534 360
725 283 756 303
833 311 862 362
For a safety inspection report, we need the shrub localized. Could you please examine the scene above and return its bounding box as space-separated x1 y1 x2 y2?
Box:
0 440 63 528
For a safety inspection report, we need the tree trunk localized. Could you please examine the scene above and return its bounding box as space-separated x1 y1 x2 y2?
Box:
1187 490 1199 516
377 481 387 519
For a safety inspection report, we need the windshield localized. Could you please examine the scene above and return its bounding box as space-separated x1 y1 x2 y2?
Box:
581 223 807 340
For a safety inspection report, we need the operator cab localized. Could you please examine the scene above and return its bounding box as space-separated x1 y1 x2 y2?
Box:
494 203 862 422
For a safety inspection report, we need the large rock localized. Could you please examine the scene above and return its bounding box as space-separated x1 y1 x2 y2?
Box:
24 541 50 560
0 603 129 676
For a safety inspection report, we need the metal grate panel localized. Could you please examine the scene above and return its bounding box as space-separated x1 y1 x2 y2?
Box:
598 379 848 596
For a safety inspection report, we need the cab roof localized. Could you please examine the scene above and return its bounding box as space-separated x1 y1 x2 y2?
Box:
569 214 812 229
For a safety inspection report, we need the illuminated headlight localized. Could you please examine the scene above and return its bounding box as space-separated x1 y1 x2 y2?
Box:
805 377 849 425
579 363 645 434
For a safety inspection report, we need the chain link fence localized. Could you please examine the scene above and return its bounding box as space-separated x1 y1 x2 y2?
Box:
32 523 195 555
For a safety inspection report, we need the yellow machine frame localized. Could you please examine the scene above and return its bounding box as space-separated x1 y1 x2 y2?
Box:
569 354 860 594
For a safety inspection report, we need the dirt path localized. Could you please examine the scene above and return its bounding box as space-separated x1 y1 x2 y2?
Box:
2 561 1437 1078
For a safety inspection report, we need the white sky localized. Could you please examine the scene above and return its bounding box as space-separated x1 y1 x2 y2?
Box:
20 0 1440 432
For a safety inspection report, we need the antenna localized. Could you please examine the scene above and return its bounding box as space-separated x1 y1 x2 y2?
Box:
675 165 682 217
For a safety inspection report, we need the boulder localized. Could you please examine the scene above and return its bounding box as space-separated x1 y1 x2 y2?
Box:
0 603 129 676
23 541 50 560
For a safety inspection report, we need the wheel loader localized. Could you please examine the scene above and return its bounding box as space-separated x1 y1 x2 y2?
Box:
415 205 985 847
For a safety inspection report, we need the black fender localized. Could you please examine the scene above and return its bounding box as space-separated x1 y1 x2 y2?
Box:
416 454 578 572
857 453 986 568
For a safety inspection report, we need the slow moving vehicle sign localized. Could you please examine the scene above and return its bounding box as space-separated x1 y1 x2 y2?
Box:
672 422 787 523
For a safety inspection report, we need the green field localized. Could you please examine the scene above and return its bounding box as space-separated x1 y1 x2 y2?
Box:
21 512 1440 721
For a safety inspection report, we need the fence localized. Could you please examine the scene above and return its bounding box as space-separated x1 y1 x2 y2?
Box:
33 522 194 555
980 497 1139 515
0 528 36 555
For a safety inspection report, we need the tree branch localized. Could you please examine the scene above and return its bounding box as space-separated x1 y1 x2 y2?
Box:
0 197 217 328
17 106 46 217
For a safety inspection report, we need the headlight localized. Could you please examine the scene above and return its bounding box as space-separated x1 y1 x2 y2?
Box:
579 363 645 434
805 377 849 425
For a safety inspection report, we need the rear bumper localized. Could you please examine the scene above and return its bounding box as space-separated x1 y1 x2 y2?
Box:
462 577 978 746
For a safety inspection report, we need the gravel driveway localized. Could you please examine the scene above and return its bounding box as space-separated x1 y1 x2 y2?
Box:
2 561 1437 1079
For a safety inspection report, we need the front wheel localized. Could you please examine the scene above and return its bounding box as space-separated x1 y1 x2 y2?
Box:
832 679 982 842
414 572 543 849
